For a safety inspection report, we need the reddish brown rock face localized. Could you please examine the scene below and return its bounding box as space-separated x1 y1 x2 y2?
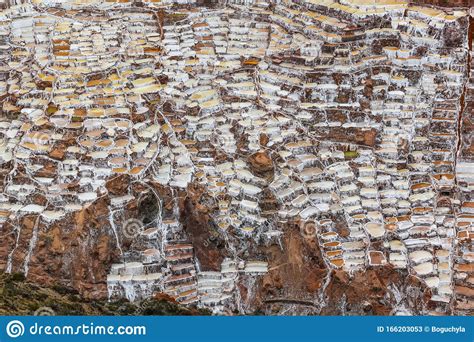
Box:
181 185 226 271
259 133 270 147
248 152 274 178
315 127 378 148
411 0 471 6
261 227 327 297
0 198 120 299
106 174 131 196
0 0 472 316
48 145 66 161
323 269 428 315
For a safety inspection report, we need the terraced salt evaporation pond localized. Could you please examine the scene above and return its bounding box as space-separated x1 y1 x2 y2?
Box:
0 0 472 315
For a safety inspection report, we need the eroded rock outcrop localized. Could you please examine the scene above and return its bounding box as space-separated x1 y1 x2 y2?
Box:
0 0 472 315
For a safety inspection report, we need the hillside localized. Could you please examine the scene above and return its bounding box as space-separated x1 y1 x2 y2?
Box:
0 272 209 316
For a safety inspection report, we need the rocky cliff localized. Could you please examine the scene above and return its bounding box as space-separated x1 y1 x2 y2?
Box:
0 0 472 315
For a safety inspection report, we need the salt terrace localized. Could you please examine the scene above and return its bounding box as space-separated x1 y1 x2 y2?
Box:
0 0 472 315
